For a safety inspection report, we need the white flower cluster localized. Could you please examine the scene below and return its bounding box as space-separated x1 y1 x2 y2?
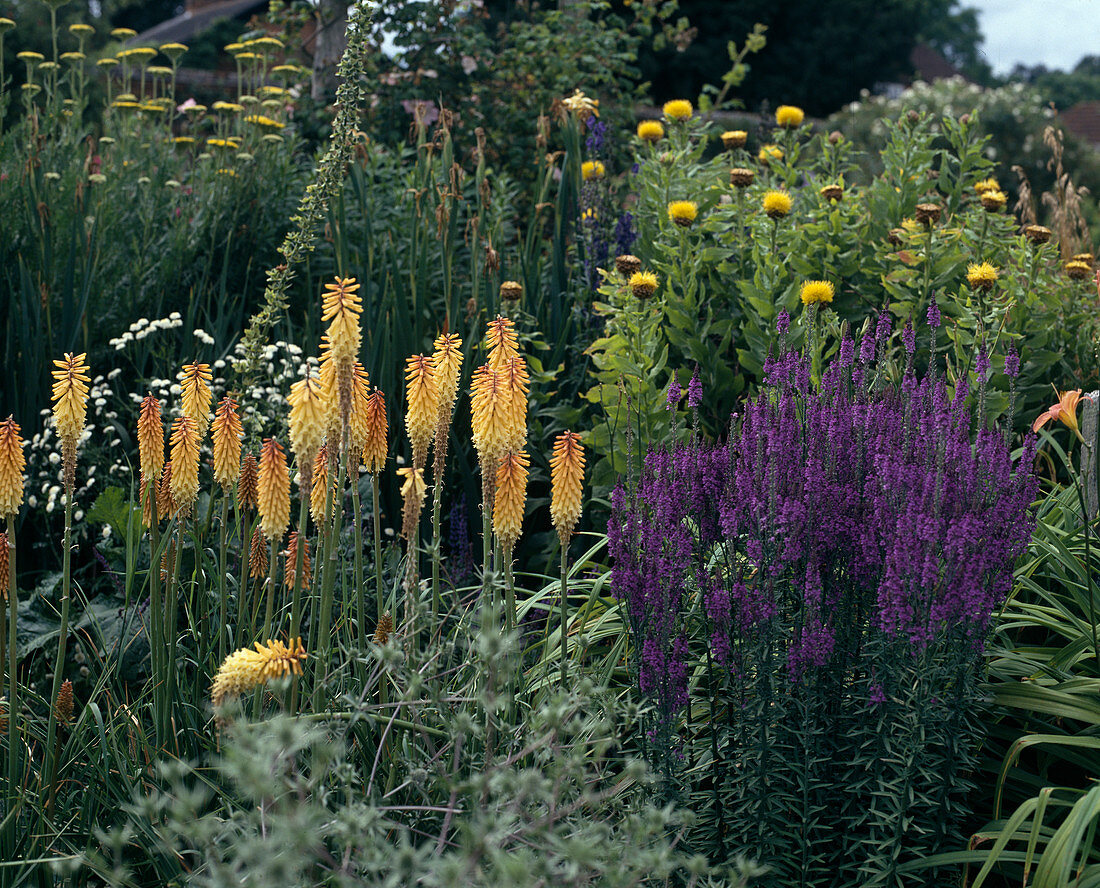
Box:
108 312 184 350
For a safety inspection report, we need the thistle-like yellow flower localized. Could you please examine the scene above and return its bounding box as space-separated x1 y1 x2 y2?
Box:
321 276 362 364
0 416 26 519
581 160 605 180
799 280 835 306
282 532 311 590
974 177 1000 195
180 361 213 438
662 99 693 121
1066 259 1092 280
763 190 792 219
758 144 783 165
629 270 659 299
550 431 585 545
397 466 426 540
168 415 201 514
493 450 529 552
404 354 440 471
287 372 326 470
137 394 164 485
238 451 258 511
775 105 805 128
486 316 519 371
211 396 243 492
362 391 388 473
637 120 664 142
51 352 90 445
721 130 747 149
310 444 330 525
966 262 998 290
211 637 307 708
257 438 290 544
980 190 1007 212
668 200 698 227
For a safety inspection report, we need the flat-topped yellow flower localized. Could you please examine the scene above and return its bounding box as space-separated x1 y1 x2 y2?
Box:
168 415 201 514
763 190 792 219
637 120 664 142
550 431 585 545
257 438 290 544
662 99 693 121
800 280 835 306
211 637 307 708
0 416 25 519
775 105 804 128
404 354 439 471
211 397 243 492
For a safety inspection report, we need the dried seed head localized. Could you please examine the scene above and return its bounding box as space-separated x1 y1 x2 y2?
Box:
729 167 755 188
1024 224 1052 244
550 431 585 544
820 184 843 203
211 637 307 709
55 679 74 726
0 416 26 519
615 254 642 276
499 280 523 301
721 129 747 149
914 203 941 225
238 451 259 511
211 396 243 492
257 438 290 544
373 612 393 645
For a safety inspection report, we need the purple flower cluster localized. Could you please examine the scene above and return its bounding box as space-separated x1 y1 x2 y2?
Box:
610 335 1037 720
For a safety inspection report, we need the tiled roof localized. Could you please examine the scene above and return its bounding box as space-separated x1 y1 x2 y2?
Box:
1061 101 1100 145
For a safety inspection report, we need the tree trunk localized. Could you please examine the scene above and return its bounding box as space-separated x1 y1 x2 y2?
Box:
311 0 349 101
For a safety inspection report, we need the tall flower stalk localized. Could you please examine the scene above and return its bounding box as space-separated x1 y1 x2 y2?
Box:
550 431 585 685
0 416 24 827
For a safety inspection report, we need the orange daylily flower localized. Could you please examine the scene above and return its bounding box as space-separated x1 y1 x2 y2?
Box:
1032 388 1092 442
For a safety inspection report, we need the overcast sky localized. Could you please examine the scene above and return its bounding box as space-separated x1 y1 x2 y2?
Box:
970 0 1099 73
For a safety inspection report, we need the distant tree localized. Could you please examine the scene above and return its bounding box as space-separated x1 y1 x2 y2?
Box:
1007 56 1100 112
633 0 988 116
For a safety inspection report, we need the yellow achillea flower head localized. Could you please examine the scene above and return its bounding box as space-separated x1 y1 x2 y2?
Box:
668 200 698 227
974 177 1000 195
321 276 362 364
257 438 290 544
287 372 326 469
348 363 372 457
238 451 258 511
282 532 311 590
51 352 90 444
486 316 519 370
758 143 783 165
581 160 605 180
211 637 307 709
211 396 243 491
362 391 388 474
137 394 164 484
966 261 998 290
310 444 330 525
168 415 201 514
397 467 426 540
775 105 805 128
662 99 693 121
180 361 213 438
763 190 792 219
0 416 26 519
493 450 529 552
550 431 585 544
799 280 835 306
404 355 440 471
637 120 664 142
